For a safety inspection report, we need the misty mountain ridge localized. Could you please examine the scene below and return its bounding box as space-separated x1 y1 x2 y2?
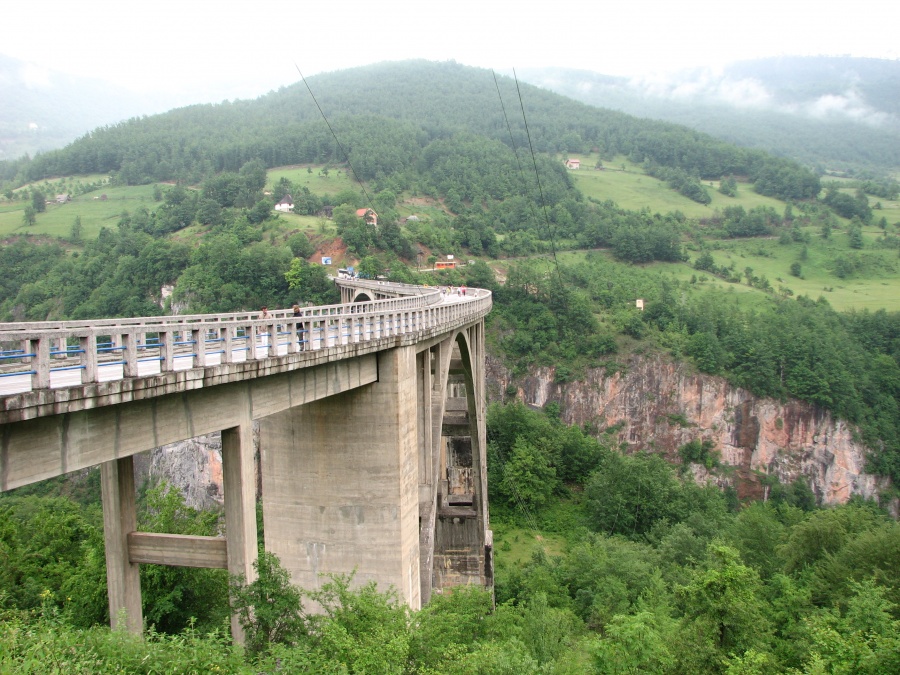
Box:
520 56 900 172
2 54 898 174
0 54 252 161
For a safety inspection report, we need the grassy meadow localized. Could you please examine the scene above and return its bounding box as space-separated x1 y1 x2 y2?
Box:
567 153 788 217
266 165 354 197
0 184 158 240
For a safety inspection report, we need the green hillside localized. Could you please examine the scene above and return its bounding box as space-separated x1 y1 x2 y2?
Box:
521 56 900 174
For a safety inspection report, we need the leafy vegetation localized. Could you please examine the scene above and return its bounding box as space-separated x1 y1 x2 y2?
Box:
2 404 899 673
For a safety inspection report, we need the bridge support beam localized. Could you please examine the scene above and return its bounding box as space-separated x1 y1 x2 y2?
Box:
260 346 421 609
222 418 258 642
101 455 143 634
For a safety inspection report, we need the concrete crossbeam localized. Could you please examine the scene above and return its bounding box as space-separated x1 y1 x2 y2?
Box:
127 532 228 568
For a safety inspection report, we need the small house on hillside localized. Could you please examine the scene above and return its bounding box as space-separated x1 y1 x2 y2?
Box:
275 195 294 213
319 205 334 218
356 208 378 226
55 194 71 203
565 158 581 170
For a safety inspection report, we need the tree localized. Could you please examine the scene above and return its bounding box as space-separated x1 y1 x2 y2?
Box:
305 572 410 673
789 262 802 278
678 543 772 655
284 259 340 305
247 198 273 225
719 176 738 197
70 215 83 242
32 190 46 213
848 222 864 249
230 551 305 656
497 436 557 508
22 205 36 226
287 232 315 259
585 452 684 537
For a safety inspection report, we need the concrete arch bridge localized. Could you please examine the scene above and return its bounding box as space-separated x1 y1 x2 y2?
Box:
0 279 492 640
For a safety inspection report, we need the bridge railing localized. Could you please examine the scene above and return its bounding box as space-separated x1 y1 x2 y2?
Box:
0 284 490 396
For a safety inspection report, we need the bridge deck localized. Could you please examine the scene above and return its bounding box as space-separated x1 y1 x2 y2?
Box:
0 281 490 424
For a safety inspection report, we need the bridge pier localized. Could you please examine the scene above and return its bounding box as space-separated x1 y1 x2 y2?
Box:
101 455 142 633
260 346 422 608
222 418 259 642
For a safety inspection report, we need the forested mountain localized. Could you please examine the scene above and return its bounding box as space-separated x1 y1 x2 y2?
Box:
520 56 900 173
1 60 820 202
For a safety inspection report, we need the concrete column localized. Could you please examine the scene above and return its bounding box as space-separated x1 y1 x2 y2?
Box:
260 345 421 610
222 419 258 643
160 330 174 372
80 334 98 383
30 337 50 389
101 456 143 634
122 332 138 378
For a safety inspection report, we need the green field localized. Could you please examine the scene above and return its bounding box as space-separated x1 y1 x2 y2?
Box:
491 524 566 567
4 166 899 313
568 154 788 218
555 219 900 313
0 184 159 240
266 165 355 196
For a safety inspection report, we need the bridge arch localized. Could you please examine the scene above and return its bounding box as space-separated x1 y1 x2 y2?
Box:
417 322 492 602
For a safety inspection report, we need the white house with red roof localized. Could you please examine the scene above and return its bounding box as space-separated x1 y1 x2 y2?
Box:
356 208 378 226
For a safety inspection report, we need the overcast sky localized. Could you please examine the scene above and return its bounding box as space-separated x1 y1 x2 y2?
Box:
4 0 899 103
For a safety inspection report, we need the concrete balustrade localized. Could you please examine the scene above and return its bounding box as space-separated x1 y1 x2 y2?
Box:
0 283 490 399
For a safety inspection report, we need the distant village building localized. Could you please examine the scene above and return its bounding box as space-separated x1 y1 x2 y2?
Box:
274 194 294 212
55 194 70 203
406 214 419 222
435 254 458 270
636 298 644 311
565 158 581 169
319 205 334 218
356 207 378 226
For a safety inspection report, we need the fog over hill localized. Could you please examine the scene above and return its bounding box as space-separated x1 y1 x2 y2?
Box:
519 56 900 173
0 54 240 161
3 53 898 175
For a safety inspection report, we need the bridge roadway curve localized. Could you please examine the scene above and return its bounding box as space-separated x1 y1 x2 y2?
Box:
0 279 491 424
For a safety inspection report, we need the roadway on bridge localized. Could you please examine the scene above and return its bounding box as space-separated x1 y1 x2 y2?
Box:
0 291 475 397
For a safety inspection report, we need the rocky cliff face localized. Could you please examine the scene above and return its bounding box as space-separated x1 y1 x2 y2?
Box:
487 354 896 512
134 434 226 511
141 354 894 514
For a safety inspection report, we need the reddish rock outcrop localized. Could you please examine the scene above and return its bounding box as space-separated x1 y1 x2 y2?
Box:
487 354 895 511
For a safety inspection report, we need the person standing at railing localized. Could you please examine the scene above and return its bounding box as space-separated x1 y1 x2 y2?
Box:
261 307 269 319
292 304 301 317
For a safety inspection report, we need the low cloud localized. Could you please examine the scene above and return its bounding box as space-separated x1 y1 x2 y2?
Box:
626 67 895 128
